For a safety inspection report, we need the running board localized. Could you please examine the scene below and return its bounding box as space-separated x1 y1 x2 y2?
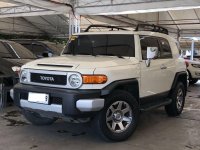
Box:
140 99 172 111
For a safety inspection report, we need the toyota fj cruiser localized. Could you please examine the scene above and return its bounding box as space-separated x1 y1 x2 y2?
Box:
13 24 187 141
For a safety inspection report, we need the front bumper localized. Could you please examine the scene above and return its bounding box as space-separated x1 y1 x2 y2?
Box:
13 83 104 118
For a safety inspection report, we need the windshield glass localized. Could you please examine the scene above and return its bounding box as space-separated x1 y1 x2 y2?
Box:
63 34 135 57
42 42 62 55
8 42 36 59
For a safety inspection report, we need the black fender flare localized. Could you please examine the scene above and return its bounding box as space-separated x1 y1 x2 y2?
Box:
101 78 139 100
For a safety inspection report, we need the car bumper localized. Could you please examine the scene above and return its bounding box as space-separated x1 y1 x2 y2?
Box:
13 83 104 118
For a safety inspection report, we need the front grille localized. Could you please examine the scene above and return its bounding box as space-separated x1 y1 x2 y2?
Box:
30 73 67 85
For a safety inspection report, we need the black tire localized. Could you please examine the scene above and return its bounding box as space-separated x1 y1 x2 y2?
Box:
93 90 139 141
0 82 6 110
165 82 186 116
22 109 57 126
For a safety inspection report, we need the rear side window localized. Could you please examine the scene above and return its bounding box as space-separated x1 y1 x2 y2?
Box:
159 38 172 59
140 36 160 60
0 42 13 58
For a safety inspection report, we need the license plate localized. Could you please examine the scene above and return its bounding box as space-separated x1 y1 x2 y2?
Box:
28 92 49 104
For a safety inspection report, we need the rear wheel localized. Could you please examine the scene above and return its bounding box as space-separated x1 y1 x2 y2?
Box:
22 109 57 126
93 90 139 141
165 82 186 116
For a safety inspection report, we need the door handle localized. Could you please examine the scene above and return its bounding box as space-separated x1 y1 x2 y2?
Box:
160 64 167 69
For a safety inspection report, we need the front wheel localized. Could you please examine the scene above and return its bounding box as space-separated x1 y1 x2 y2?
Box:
165 82 186 116
22 110 57 126
93 90 139 141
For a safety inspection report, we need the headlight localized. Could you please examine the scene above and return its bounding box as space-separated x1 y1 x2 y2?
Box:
68 73 82 88
20 70 28 83
191 64 200 68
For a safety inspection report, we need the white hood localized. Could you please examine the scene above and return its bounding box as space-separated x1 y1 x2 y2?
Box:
22 55 139 71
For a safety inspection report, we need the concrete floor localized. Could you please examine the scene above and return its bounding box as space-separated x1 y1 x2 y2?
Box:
0 83 200 150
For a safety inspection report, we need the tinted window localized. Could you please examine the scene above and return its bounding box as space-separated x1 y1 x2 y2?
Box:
140 36 160 60
7 42 36 59
22 44 33 51
42 42 61 55
159 38 172 58
31 44 48 57
63 34 135 57
0 42 13 58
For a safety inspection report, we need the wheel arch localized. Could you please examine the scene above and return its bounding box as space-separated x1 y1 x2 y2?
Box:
101 79 140 103
171 71 187 95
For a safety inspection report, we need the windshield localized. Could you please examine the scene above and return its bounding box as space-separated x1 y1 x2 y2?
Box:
43 42 62 55
8 42 36 59
63 34 135 57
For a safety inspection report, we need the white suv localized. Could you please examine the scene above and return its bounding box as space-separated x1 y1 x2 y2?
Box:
13 24 187 141
184 57 200 84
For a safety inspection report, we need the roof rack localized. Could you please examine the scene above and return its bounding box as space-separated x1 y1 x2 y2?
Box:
135 24 168 35
84 24 128 32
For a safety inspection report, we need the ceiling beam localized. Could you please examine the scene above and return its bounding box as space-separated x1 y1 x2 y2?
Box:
76 0 200 15
13 0 71 13
0 10 62 18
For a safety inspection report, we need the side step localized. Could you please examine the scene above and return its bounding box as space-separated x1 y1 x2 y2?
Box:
140 98 172 111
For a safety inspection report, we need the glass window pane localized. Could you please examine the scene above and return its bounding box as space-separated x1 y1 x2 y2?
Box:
159 38 172 58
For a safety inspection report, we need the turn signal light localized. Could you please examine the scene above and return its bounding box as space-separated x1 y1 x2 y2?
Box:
82 75 107 84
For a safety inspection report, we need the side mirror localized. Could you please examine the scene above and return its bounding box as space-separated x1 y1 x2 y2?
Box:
145 47 158 67
147 47 158 59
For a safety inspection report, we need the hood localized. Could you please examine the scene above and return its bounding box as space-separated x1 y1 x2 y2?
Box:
22 55 139 70
5 58 34 66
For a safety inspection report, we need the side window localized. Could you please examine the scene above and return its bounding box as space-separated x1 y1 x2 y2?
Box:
159 38 172 59
0 42 13 58
140 36 160 60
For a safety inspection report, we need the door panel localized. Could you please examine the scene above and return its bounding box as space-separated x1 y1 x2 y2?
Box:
140 59 175 98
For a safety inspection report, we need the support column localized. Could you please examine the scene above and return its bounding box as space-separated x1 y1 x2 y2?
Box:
69 11 80 38
191 40 195 61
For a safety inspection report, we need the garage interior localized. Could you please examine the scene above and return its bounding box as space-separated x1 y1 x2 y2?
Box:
0 0 200 149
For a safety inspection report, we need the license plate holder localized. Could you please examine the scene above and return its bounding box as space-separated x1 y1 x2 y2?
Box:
28 92 49 104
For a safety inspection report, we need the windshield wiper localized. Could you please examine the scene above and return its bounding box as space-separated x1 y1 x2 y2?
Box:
2 56 12 59
78 52 96 56
97 54 124 59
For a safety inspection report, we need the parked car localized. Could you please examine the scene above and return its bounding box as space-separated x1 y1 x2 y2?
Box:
0 40 36 108
184 57 200 84
13 40 63 58
13 24 187 141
